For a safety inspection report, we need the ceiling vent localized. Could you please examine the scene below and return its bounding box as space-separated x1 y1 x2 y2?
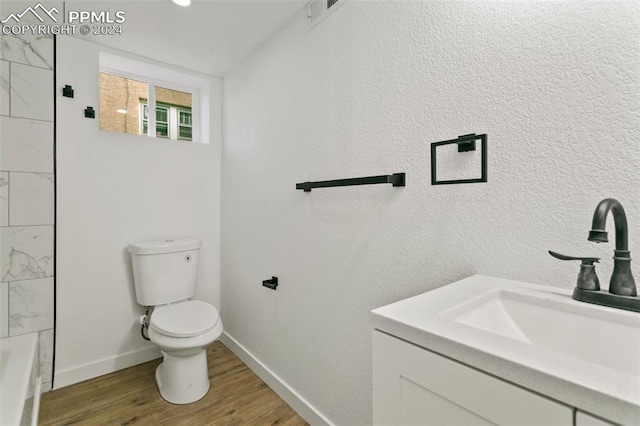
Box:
307 0 347 30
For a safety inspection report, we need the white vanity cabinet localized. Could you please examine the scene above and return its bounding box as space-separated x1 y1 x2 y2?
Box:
371 275 640 425
373 331 573 426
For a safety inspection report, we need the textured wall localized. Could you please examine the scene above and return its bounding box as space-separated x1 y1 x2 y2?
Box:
0 33 55 393
222 1 640 424
55 35 222 388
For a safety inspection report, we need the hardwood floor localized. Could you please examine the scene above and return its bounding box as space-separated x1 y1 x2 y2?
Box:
40 342 308 425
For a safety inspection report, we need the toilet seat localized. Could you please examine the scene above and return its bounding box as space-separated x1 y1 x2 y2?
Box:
150 300 219 338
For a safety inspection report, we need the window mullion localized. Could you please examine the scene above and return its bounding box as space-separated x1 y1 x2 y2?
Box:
148 83 157 138
169 106 178 140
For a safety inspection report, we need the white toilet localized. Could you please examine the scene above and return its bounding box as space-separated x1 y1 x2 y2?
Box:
128 238 223 404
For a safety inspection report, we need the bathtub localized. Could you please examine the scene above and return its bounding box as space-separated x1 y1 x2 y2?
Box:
0 333 41 426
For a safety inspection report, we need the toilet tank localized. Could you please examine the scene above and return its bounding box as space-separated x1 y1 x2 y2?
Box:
128 238 201 306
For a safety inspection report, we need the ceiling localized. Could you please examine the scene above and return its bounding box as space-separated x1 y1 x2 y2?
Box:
70 0 306 76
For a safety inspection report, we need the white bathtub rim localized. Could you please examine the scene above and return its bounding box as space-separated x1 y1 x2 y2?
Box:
0 333 39 426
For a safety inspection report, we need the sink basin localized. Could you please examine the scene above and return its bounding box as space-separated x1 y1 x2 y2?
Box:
371 275 640 425
441 289 640 376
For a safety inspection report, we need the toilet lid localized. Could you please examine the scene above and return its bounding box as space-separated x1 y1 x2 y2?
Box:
150 300 220 338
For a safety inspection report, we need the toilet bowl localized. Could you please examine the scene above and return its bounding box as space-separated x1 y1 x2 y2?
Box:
128 238 223 404
148 300 223 404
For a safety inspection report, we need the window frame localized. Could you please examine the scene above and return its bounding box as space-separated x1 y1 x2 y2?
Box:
100 60 203 143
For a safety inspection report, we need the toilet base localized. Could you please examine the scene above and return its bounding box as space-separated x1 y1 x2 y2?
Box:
155 349 210 404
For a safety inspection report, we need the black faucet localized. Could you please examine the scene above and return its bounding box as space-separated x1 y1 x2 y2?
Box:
588 198 636 297
549 198 639 312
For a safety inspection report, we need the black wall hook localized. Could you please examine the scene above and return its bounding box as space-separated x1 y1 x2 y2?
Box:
62 85 74 98
84 106 95 118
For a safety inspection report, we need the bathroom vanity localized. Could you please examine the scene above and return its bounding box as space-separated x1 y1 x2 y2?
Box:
371 275 640 426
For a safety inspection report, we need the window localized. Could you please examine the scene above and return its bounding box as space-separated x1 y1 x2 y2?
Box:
153 86 192 141
178 109 192 140
140 101 192 141
141 103 148 135
100 74 195 142
155 105 169 138
98 52 208 143
140 102 169 138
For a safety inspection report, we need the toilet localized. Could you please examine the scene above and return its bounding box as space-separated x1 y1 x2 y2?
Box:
128 238 223 404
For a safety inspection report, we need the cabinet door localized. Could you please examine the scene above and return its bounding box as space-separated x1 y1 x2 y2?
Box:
576 412 616 426
373 331 573 426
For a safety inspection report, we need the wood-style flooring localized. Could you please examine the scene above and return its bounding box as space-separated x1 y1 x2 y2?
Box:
39 341 308 425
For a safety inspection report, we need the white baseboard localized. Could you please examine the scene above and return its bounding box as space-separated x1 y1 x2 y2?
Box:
220 332 333 426
53 346 161 389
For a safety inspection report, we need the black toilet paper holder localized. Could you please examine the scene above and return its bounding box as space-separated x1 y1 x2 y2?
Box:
262 276 278 290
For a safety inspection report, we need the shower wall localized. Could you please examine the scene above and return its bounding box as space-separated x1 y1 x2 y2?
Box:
0 34 55 392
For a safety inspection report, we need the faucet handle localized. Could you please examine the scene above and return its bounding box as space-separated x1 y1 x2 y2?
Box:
548 250 600 265
549 250 600 291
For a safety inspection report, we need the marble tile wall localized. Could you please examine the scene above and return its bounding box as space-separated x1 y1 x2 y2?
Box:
0 34 54 392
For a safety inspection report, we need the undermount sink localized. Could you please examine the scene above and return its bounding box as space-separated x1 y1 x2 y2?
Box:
441 289 640 376
370 275 640 425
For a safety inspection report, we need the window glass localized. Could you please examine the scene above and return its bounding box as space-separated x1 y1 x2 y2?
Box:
178 109 192 140
155 86 192 142
156 106 169 138
99 72 195 142
141 103 148 134
99 73 148 136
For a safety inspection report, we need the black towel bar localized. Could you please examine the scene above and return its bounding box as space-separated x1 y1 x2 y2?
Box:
296 173 405 192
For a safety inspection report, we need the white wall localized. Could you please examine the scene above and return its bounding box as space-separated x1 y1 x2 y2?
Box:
221 2 640 424
55 36 222 388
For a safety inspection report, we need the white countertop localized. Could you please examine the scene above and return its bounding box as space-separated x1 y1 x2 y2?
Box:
371 275 640 425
